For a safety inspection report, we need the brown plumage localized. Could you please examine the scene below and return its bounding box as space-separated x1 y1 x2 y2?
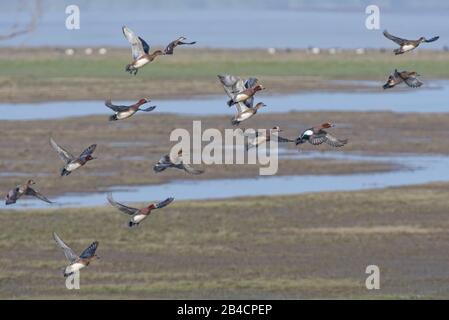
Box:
295 122 348 147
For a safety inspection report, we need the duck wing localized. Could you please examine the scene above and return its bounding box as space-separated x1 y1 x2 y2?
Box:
26 187 53 204
164 37 196 55
383 30 407 45
182 163 204 175
50 137 75 163
403 75 423 88
234 101 250 114
79 241 99 259
5 187 19 205
153 155 172 172
105 100 130 112
122 26 148 60
53 232 78 263
217 75 246 94
107 193 139 215
153 197 175 209
79 144 97 158
244 77 258 89
323 133 348 147
424 36 439 43
273 134 294 143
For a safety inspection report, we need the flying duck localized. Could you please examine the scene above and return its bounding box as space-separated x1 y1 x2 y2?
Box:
295 123 348 147
383 69 423 89
164 36 196 55
245 126 293 150
107 193 174 228
50 137 97 176
53 232 99 277
383 30 439 55
153 149 204 174
105 98 156 121
5 179 52 205
122 26 164 75
218 75 265 107
231 101 266 126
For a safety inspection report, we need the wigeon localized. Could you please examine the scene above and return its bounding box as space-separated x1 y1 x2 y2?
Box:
122 26 164 75
295 123 348 147
164 36 196 55
383 30 439 55
107 193 174 228
153 149 204 174
105 98 156 121
53 232 99 277
383 69 423 89
245 126 293 150
218 74 265 107
50 137 96 176
5 179 52 205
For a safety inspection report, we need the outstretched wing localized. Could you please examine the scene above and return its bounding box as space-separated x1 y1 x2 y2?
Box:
5 187 19 205
79 144 96 158
26 187 52 204
244 77 258 89
105 100 130 112
122 26 148 60
273 135 294 143
234 101 250 114
323 133 348 147
383 30 407 45
217 75 246 94
107 193 139 215
403 75 423 88
50 137 75 163
308 132 328 145
153 197 175 209
79 241 98 259
53 232 78 263
425 36 439 43
182 163 204 175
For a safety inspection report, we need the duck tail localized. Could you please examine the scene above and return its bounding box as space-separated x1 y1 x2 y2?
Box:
109 114 118 121
227 99 234 107
393 48 403 55
61 169 70 176
231 119 240 126
128 221 137 228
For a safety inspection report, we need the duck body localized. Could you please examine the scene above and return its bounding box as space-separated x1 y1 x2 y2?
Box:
107 193 174 228
50 138 96 176
245 126 293 150
383 30 439 55
105 98 155 121
383 69 423 89
153 150 204 174
5 179 52 205
53 232 99 278
296 123 348 147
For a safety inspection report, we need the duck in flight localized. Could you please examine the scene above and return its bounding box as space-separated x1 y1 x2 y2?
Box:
53 232 99 278
295 123 348 147
5 179 52 205
164 36 196 55
218 74 265 107
107 193 174 228
383 69 423 89
153 149 204 175
122 26 164 75
244 126 293 150
383 30 439 55
50 137 97 176
105 98 156 121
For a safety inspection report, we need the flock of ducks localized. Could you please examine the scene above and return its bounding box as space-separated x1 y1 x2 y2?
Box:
3 27 439 278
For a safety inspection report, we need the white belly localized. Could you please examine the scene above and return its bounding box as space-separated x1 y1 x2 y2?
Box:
134 57 150 68
234 93 250 102
402 44 415 52
66 262 85 274
117 109 136 120
132 214 147 224
236 111 254 122
66 162 82 171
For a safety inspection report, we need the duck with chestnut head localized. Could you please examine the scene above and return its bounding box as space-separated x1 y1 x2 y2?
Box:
383 69 423 89
218 74 265 107
122 26 164 75
50 137 97 176
53 232 99 277
105 98 156 121
296 122 348 147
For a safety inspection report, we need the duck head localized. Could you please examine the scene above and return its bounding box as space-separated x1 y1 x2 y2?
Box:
138 98 150 105
271 126 282 133
85 155 96 162
419 37 426 43
254 85 265 92
27 179 36 186
321 122 334 129
254 102 267 110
